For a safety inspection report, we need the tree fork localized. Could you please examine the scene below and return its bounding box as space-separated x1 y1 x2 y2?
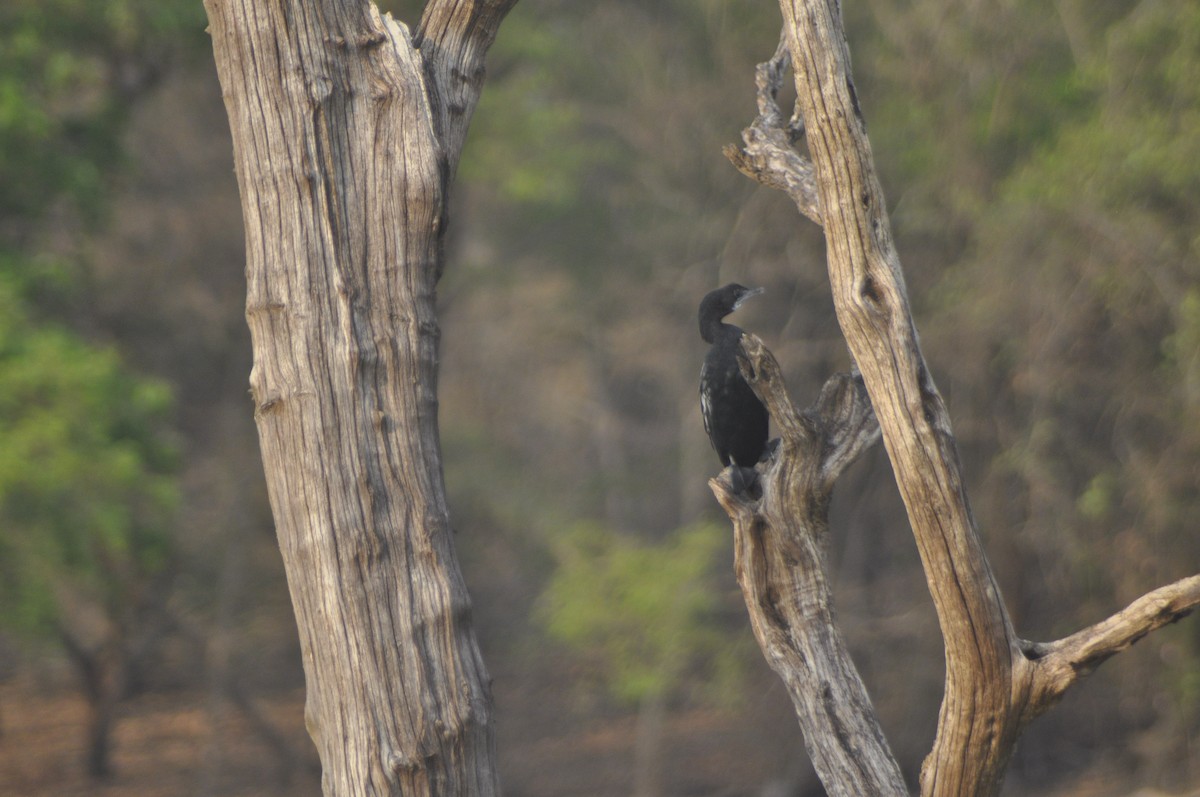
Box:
711 335 906 796
722 2 1200 795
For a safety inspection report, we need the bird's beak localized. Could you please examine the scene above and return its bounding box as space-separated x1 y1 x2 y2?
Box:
732 287 765 311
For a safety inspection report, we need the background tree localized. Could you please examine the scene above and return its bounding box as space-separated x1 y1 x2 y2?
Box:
539 521 741 797
0 0 192 777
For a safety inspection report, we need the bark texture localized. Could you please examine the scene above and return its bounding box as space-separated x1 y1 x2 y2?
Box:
721 2 1200 795
204 1 514 794
711 337 906 796
776 3 1020 792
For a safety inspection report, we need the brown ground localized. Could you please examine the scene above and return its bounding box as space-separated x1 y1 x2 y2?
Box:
0 682 320 797
2 679 1196 797
0 679 785 797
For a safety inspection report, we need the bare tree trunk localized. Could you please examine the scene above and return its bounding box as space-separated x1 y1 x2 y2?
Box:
721 3 1200 796
631 689 667 797
203 1 515 794
712 346 906 797
59 622 123 779
777 4 1020 791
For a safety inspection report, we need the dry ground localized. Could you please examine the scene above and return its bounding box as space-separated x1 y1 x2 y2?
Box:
1 679 1196 797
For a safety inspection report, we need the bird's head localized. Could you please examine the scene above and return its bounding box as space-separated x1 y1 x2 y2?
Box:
726 283 765 312
699 283 764 343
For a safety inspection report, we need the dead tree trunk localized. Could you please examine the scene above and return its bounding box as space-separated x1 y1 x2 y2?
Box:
711 343 906 796
203 1 515 794
719 3 1200 796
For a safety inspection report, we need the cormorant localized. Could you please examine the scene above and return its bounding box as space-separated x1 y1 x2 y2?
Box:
699 284 769 490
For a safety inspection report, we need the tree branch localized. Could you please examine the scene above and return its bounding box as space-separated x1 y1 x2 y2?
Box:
807 367 881 490
416 0 519 177
722 33 822 225
735 333 812 445
1023 574 1200 719
711 335 906 797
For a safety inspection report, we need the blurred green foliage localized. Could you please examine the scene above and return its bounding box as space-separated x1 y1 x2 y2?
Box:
459 14 610 210
539 521 743 706
0 0 205 227
0 0 198 637
0 278 178 634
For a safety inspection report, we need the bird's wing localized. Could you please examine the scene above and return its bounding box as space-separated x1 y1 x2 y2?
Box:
699 362 713 440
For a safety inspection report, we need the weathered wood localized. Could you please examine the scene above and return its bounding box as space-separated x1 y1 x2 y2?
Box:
1023 574 1200 722
711 335 906 797
725 4 1200 796
723 35 821 226
773 4 1020 790
203 1 513 794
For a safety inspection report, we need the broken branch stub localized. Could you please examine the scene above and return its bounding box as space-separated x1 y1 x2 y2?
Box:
711 334 905 797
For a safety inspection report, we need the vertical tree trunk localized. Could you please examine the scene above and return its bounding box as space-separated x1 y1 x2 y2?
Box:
631 689 667 797
725 4 1200 796
203 1 514 793
59 624 123 779
776 3 1020 791
55 584 128 780
84 665 119 779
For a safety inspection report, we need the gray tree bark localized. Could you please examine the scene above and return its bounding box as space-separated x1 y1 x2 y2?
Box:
721 2 1200 796
203 1 514 794
711 340 907 796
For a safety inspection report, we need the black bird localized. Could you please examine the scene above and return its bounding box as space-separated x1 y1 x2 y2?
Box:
699 284 769 489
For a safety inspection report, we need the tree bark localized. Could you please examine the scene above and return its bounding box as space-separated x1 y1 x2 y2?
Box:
711 338 906 796
721 2 1200 796
203 1 514 794
777 3 1021 792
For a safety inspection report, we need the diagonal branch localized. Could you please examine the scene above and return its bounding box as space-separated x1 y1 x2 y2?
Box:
722 32 822 224
735 333 812 445
1022 574 1200 720
416 0 520 177
806 366 880 489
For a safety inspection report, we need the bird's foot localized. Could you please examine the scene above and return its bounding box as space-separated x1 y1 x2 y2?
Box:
729 465 760 495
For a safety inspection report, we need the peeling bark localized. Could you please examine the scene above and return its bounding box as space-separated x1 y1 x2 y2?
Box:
203 1 514 793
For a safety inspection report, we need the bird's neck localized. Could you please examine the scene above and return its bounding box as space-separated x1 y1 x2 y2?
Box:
701 318 740 345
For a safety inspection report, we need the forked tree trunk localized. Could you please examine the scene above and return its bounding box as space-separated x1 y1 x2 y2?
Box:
203 1 514 793
721 2 1200 796
711 349 906 796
